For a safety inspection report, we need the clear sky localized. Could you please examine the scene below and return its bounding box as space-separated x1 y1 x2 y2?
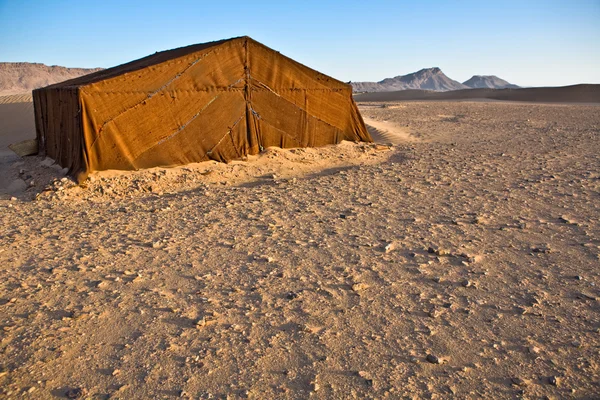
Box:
0 0 598 87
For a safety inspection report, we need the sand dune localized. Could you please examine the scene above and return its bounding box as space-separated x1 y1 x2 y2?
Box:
354 84 600 103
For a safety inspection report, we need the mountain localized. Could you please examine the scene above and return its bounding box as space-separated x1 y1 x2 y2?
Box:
0 62 103 96
351 67 469 93
463 75 519 89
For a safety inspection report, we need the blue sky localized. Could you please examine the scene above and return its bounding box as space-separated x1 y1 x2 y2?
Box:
0 0 598 86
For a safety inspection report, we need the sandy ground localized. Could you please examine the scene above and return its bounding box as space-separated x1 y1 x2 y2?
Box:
1 101 599 399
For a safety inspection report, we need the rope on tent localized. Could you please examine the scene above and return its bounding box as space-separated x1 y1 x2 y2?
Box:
249 77 344 132
132 95 220 162
88 52 212 152
206 113 246 156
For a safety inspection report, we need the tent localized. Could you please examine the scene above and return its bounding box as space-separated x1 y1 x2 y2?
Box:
33 36 371 182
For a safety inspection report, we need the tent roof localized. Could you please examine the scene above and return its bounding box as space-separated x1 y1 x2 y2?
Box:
43 37 239 89
41 36 349 90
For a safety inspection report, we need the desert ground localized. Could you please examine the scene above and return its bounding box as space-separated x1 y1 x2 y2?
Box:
1 99 599 399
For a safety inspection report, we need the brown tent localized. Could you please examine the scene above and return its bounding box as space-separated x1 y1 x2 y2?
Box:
33 36 371 182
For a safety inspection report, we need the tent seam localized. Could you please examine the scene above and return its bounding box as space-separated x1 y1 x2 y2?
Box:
87 51 214 152
131 95 220 162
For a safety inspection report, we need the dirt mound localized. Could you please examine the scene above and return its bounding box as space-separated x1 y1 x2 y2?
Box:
0 62 102 96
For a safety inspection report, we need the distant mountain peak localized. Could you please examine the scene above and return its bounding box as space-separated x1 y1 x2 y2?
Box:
0 62 102 96
353 67 467 93
463 75 519 89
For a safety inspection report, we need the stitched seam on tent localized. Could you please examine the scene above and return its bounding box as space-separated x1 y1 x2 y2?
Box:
82 46 223 89
84 88 246 94
132 95 220 162
87 52 213 152
250 77 344 132
206 113 246 155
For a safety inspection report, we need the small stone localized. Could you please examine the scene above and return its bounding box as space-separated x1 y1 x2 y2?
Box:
428 307 441 318
511 377 526 386
352 283 370 292
548 376 559 386
112 369 121 376
96 281 109 289
285 292 298 300
461 280 472 288
426 354 441 364
432 276 442 283
532 246 551 254
384 242 396 253
529 346 541 354
428 246 450 256
65 387 85 399
195 317 206 328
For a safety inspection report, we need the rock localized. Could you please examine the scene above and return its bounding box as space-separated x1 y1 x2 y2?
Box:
511 377 526 386
384 242 396 253
195 317 206 328
40 157 55 167
532 246 551 254
428 246 450 256
428 307 441 318
352 283 370 292
65 387 85 399
96 281 109 289
8 139 38 156
426 354 441 364
461 280 472 288
285 292 298 300
7 179 27 194
548 376 558 386
559 215 576 224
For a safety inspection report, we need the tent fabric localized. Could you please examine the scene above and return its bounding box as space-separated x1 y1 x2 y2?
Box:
33 36 371 182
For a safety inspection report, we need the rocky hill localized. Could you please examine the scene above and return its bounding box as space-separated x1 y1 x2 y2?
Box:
0 62 102 96
463 75 519 89
352 67 468 92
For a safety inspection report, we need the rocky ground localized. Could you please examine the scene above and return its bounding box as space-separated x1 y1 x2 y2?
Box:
1 101 599 399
